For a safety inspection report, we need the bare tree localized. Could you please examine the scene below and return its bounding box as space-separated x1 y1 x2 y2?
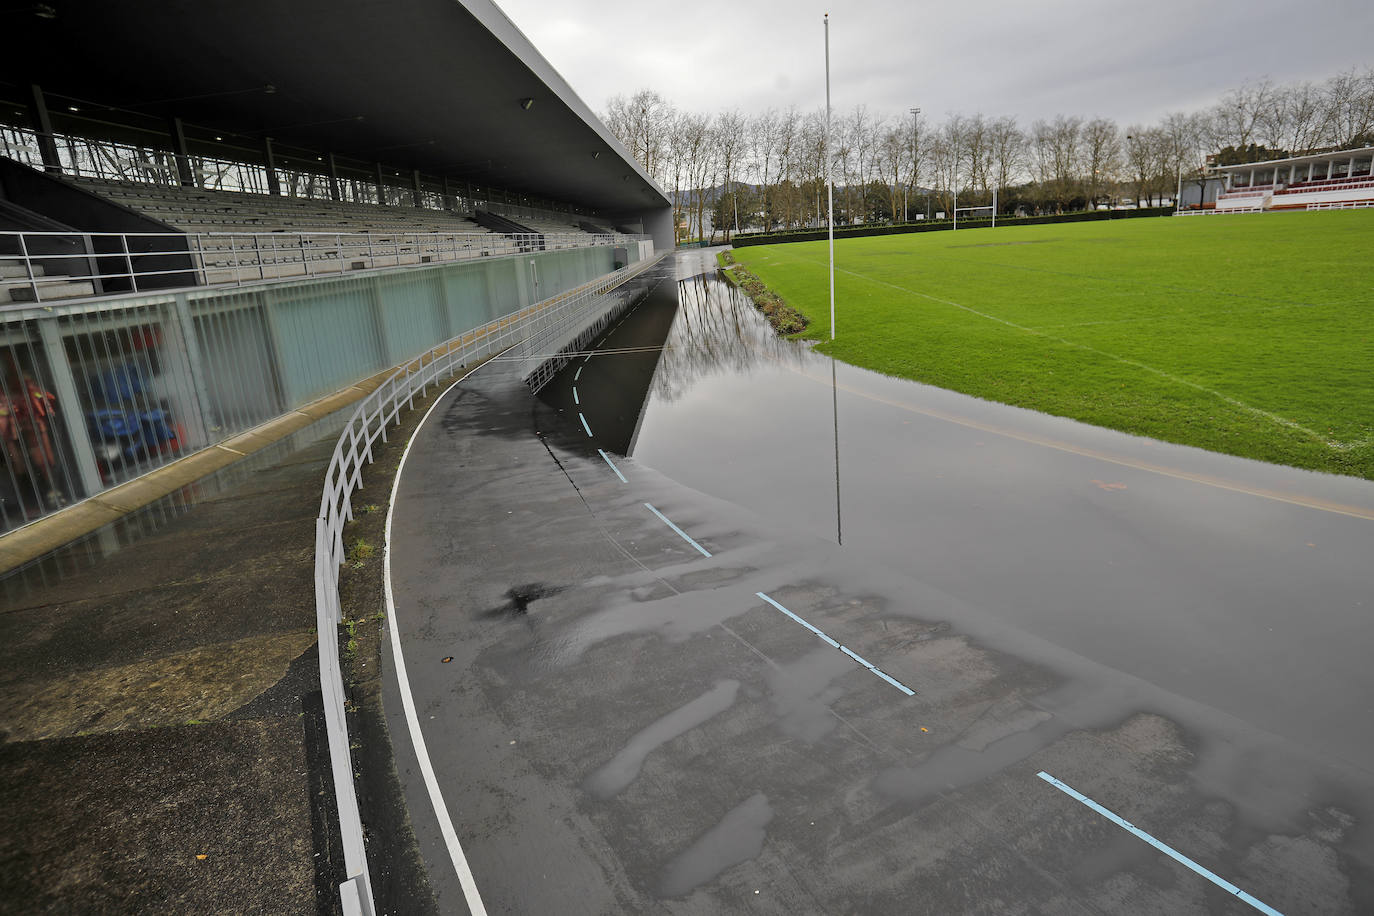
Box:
876 126 907 223
1322 67 1374 148
904 109 930 219
1259 81 1325 155
791 110 823 228
773 107 801 229
851 106 884 222
1211 79 1277 152
960 114 994 203
677 112 716 242
714 110 747 241
988 116 1025 209
604 89 675 183
750 110 780 231
1081 117 1121 208
1031 115 1082 211
1124 127 1164 206
929 119 964 217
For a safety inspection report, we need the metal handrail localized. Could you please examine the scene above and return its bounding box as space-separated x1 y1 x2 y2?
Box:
312 253 663 916
0 228 649 307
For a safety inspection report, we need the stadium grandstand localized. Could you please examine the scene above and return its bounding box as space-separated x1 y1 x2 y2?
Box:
0 0 670 532
1211 145 1374 212
1 2 669 912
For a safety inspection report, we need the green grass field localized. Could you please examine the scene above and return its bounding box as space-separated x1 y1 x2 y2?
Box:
731 210 1374 479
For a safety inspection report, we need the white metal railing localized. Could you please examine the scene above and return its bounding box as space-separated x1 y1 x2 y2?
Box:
313 252 663 916
1307 200 1374 210
0 228 647 306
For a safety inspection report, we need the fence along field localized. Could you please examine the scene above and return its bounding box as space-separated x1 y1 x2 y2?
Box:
731 210 1374 479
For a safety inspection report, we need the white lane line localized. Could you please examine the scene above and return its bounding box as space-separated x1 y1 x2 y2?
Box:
385 366 490 916
644 502 712 557
574 366 582 381
1037 772 1284 916
598 449 627 483
579 412 593 437
756 592 916 696
572 387 579 405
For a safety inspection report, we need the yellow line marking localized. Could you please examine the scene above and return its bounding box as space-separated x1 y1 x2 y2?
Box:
765 353 1374 522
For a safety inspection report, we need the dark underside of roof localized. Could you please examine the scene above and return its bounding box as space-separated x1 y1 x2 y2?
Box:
1 0 665 214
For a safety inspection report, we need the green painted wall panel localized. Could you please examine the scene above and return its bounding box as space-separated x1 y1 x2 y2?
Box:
268 278 384 403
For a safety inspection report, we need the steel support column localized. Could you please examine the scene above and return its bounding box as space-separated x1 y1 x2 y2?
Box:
169 116 195 187
327 154 342 202
264 137 281 196
26 84 62 174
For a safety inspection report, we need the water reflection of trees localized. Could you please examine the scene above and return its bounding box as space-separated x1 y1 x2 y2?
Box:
649 271 815 405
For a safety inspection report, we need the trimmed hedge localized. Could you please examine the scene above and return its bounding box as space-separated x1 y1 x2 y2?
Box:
730 207 1175 247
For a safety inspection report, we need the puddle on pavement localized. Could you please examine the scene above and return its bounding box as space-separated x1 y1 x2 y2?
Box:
657 791 774 898
584 679 740 800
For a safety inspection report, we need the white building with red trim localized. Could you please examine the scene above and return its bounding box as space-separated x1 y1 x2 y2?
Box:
1211 146 1374 212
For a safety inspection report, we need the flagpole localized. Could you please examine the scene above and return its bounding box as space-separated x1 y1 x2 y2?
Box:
825 14 841 546
825 13 835 342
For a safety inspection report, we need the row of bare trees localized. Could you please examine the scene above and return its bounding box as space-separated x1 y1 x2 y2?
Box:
603 68 1374 242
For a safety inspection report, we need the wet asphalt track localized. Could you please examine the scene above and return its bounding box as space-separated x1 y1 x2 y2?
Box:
385 250 1374 914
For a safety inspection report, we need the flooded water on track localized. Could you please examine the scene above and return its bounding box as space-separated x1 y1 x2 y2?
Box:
543 248 1374 771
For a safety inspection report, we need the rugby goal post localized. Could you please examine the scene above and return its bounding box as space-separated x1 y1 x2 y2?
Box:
952 189 998 229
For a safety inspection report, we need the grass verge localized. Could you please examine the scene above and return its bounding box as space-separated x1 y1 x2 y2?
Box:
718 249 810 335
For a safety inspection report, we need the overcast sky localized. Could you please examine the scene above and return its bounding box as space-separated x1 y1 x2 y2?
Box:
495 0 1373 127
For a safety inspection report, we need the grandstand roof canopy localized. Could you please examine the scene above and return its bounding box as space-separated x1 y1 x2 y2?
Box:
1209 145 1374 174
2 0 667 214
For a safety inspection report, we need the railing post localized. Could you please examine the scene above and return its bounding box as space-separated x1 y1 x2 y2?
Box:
35 315 104 498
17 232 40 303
170 291 213 449
120 233 137 292
228 233 242 287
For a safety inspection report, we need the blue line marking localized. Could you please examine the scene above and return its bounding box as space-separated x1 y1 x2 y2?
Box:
579 413 592 437
756 592 840 646
872 668 916 696
573 387 579 405
1037 772 1284 916
755 592 915 696
840 645 877 669
644 503 712 557
574 366 582 381
598 449 627 483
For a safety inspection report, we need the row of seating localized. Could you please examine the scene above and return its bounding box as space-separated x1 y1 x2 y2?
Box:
1276 178 1374 195
71 177 494 236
